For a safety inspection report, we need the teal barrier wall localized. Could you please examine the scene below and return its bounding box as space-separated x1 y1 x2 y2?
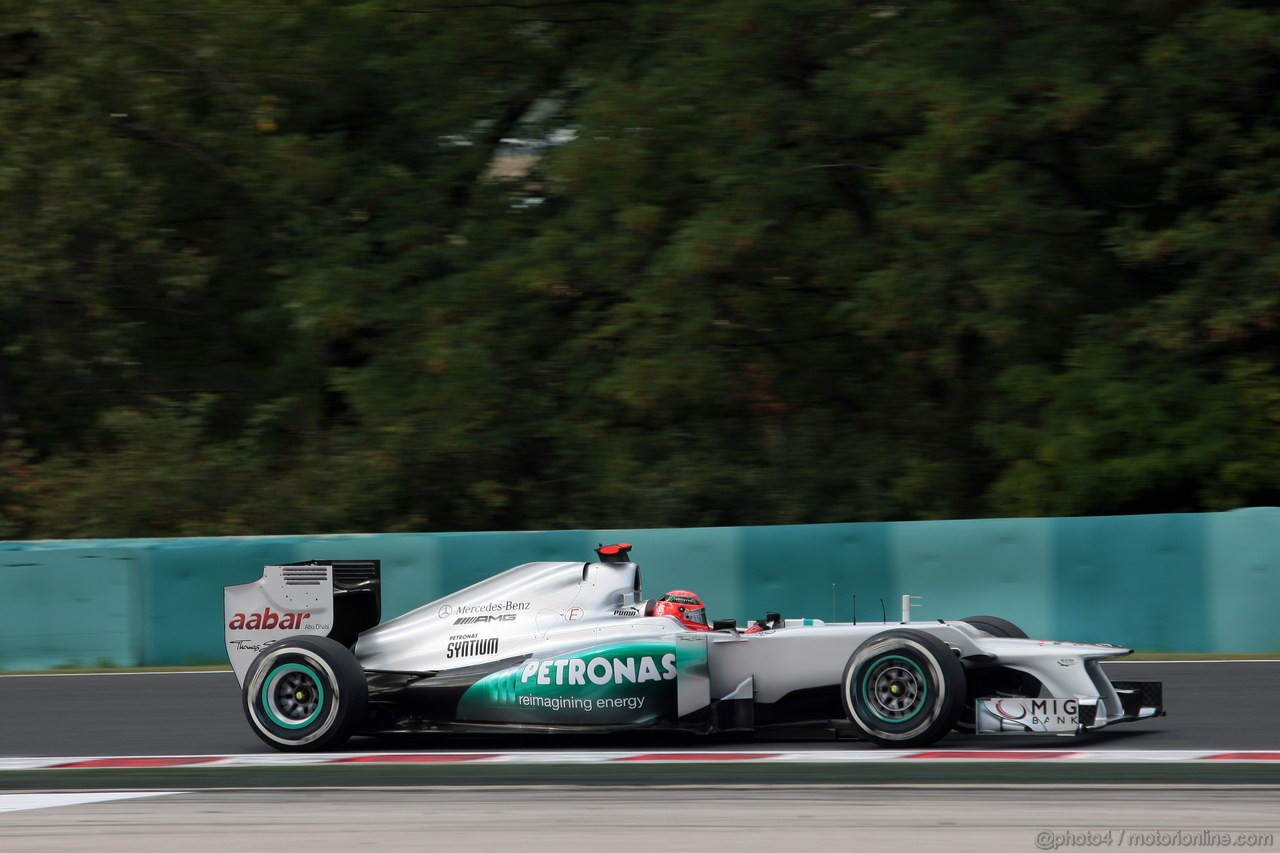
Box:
1 508 1277 668
0 545 144 669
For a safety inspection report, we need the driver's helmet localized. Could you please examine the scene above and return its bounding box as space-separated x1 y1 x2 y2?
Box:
653 590 709 631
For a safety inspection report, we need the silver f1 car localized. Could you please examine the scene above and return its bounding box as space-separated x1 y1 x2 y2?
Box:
224 545 1164 751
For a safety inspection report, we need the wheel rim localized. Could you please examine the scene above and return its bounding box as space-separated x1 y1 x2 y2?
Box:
861 654 927 723
261 663 325 729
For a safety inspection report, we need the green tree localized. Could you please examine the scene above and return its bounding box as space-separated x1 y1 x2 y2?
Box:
2 0 1279 538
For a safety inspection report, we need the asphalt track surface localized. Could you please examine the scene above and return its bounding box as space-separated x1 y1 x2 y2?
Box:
2 662 1277 851
2 786 1279 853
0 661 1274 757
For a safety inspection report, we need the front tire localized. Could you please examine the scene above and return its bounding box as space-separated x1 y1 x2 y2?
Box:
243 636 368 751
841 629 965 748
954 615 1033 733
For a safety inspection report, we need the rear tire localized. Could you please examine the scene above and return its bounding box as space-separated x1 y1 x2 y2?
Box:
243 636 368 751
841 629 965 748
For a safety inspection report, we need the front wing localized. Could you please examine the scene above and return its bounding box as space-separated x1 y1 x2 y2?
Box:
976 682 1165 735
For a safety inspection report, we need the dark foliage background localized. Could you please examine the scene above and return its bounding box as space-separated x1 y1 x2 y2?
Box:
2 1 1278 537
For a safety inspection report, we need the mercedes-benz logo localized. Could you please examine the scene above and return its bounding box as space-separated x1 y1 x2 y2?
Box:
438 604 453 618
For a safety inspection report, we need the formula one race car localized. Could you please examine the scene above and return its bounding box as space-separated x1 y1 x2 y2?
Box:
224 544 1164 751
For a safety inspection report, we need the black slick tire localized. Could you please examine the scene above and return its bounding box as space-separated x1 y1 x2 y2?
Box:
959 615 1027 640
955 615 1032 733
242 635 368 751
841 629 965 748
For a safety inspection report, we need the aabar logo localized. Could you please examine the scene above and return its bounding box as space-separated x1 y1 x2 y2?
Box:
227 607 312 631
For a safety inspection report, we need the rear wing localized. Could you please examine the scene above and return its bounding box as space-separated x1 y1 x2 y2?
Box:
224 560 380 685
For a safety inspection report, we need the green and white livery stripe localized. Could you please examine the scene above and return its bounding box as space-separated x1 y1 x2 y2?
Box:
458 637 708 726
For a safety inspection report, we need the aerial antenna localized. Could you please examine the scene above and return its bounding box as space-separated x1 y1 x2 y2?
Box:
852 594 857 626
879 598 886 623
901 594 921 624
831 584 836 623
